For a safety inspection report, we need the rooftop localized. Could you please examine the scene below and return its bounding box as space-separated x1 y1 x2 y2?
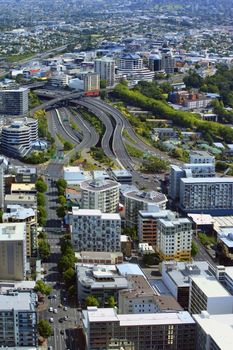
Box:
112 169 132 177
11 183 36 192
5 194 36 202
191 276 231 297
188 213 214 226
84 307 194 325
0 291 36 311
181 177 233 184
80 179 120 192
193 312 233 350
3 206 35 221
0 222 26 241
158 217 191 228
72 208 120 220
124 190 167 204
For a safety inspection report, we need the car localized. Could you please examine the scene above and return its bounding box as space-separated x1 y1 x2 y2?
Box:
53 295 57 299
60 330 65 335
59 318 64 323
48 295 53 299
49 307 53 312
63 306 67 311
49 318 54 323
53 309 58 314
63 316 68 321
48 347 53 350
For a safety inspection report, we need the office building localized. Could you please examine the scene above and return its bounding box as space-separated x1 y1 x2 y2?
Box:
124 190 167 226
15 166 37 183
3 205 37 257
1 118 38 158
156 217 193 261
4 194 37 209
83 72 100 93
0 157 7 209
80 179 120 213
71 208 121 252
138 208 175 248
193 312 233 350
161 49 175 74
149 53 162 72
118 274 182 314
179 177 233 214
161 261 215 310
0 222 26 280
82 307 196 350
117 53 154 81
111 170 132 185
94 57 115 86
0 87 28 116
76 263 128 305
75 251 123 265
0 291 37 347
189 275 233 315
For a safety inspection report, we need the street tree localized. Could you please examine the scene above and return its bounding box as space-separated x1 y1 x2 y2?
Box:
35 178 47 193
38 240 50 260
56 206 66 218
38 320 52 338
34 280 52 296
86 295 100 307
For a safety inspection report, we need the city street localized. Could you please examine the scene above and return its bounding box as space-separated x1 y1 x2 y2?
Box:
38 176 82 350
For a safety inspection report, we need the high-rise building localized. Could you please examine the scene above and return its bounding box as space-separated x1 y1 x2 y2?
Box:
1 118 38 158
71 208 121 252
123 190 167 227
161 49 175 74
80 179 120 213
83 72 100 93
189 275 233 315
0 222 26 280
82 307 196 350
148 53 162 72
0 88 28 116
0 291 37 347
3 205 37 257
117 53 154 82
94 57 115 86
0 157 7 209
138 208 175 248
156 217 193 261
193 311 233 350
179 177 233 214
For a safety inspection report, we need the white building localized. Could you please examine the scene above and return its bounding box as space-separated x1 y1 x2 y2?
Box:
71 208 121 252
124 190 167 226
94 57 115 86
80 179 120 213
189 275 233 315
193 312 233 350
189 151 215 164
179 177 233 214
83 72 100 93
156 217 193 261
63 166 92 185
0 222 26 280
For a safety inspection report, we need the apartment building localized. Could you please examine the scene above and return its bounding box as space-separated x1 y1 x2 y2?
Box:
138 208 175 248
82 307 196 350
156 217 193 261
193 312 233 350
161 261 215 310
3 205 37 257
189 275 233 315
189 151 215 164
0 157 6 209
0 87 28 116
168 163 215 200
0 222 26 280
80 179 120 213
118 274 182 314
179 177 233 214
71 208 121 252
83 72 100 93
124 190 167 227
94 57 115 86
0 291 37 347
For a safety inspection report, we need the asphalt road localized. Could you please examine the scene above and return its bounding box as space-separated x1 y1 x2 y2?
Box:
38 176 82 350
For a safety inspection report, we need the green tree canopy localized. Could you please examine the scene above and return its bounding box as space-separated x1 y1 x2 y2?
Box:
86 295 100 307
38 319 52 338
58 195 66 206
36 178 47 193
56 206 66 218
38 240 50 260
107 296 117 308
34 280 52 296
37 192 46 206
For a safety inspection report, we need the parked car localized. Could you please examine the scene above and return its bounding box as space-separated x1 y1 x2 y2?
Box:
49 318 54 323
49 307 53 312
